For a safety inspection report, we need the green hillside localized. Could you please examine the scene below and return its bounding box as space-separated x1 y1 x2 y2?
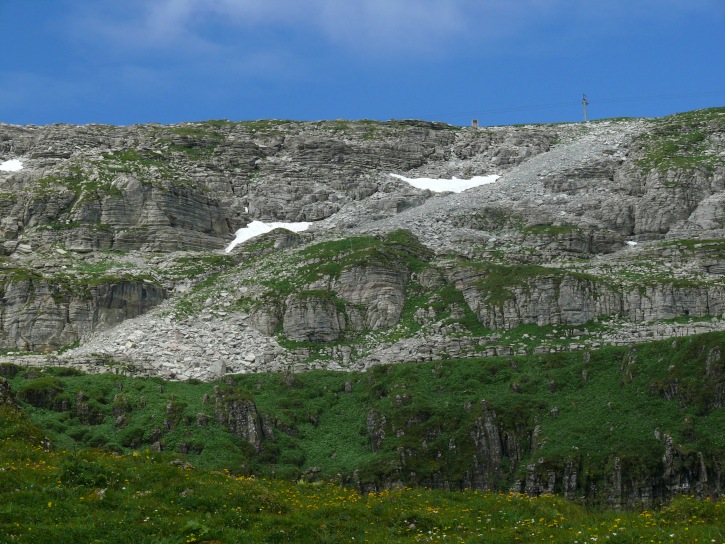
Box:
3 330 725 508
2 357 725 543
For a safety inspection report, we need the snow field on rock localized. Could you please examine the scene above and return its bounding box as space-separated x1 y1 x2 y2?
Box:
389 173 499 192
0 159 23 172
225 220 312 252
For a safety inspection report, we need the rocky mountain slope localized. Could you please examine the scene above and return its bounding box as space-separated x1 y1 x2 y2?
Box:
2 107 725 505
0 109 724 378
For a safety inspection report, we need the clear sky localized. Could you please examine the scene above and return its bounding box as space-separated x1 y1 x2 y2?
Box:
1 0 724 127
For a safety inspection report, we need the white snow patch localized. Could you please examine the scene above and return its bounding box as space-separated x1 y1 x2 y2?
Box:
390 173 499 193
0 159 23 172
625 241 638 247
225 220 311 253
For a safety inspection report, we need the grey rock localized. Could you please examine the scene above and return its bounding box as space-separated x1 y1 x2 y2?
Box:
0 275 166 352
283 292 346 342
214 385 264 451
1 111 724 381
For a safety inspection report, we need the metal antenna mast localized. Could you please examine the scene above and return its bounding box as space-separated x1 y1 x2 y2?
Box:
581 93 589 122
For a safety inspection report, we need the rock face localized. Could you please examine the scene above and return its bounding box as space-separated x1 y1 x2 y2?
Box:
15 377 64 408
366 410 386 453
519 435 720 509
75 391 104 425
1 111 724 260
283 293 346 342
0 120 559 255
1 110 724 358
335 265 408 330
454 267 725 330
0 274 166 352
0 113 722 372
280 264 409 342
214 385 265 452
0 377 16 406
358 391 724 508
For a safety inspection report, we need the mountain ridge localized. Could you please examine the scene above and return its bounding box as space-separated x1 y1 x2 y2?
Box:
0 108 724 379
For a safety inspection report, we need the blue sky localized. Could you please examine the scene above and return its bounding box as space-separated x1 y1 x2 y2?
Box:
1 0 724 127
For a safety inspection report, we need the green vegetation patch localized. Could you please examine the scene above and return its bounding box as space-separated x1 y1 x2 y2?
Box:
35 166 123 202
16 377 65 408
5 331 725 502
102 148 169 167
636 107 725 176
165 254 235 280
2 421 723 544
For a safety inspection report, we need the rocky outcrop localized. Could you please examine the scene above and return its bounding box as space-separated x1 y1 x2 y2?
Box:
0 274 166 352
366 410 386 453
75 391 105 425
0 119 562 256
454 266 725 330
335 265 408 330
519 435 722 508
456 402 530 490
0 377 16 406
16 377 64 408
279 263 409 342
1 111 722 258
2 109 725 378
458 270 618 329
271 232 416 343
249 305 282 336
214 385 265 452
359 397 723 508
282 292 346 342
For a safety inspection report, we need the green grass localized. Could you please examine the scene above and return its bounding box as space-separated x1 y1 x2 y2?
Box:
1 403 724 543
297 230 431 283
636 107 725 176
35 167 123 202
5 331 725 507
3 328 725 539
99 145 199 187
165 254 235 280
102 148 168 167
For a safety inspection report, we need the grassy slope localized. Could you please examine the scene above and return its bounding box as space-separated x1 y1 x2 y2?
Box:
1 406 724 543
4 331 725 491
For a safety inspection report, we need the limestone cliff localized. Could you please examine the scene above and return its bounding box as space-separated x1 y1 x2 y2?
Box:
0 270 165 352
0 107 724 376
0 119 558 255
